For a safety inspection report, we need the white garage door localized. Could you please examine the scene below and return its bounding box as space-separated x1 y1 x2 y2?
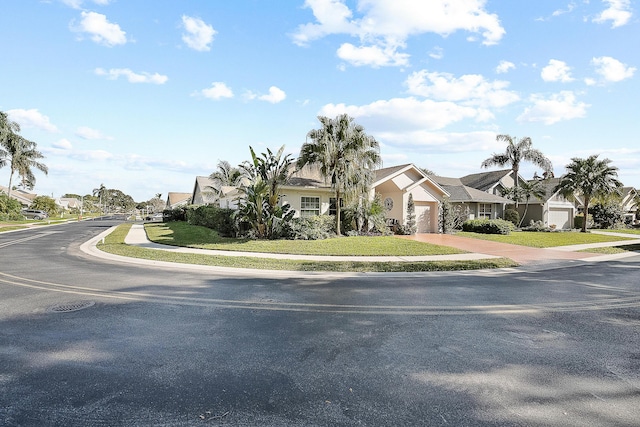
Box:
415 203 436 233
549 208 572 229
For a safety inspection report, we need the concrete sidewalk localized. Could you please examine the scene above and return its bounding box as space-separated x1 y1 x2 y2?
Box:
124 224 640 265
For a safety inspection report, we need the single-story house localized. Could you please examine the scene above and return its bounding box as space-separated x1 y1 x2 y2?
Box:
516 178 582 229
459 169 516 196
190 176 218 206
56 197 82 212
371 164 448 233
431 175 511 220
0 185 37 207
165 192 192 210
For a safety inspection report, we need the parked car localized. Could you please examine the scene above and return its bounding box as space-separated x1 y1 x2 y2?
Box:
145 213 164 222
21 209 49 220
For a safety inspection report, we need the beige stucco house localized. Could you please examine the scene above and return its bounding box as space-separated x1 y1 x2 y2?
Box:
621 187 639 223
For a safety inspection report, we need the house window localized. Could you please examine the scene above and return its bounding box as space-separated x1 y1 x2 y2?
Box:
300 196 320 217
329 198 343 216
479 203 492 219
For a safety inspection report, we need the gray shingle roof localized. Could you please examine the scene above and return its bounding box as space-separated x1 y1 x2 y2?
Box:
431 176 511 203
460 169 512 192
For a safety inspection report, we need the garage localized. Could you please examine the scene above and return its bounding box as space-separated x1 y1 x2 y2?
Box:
548 208 572 229
415 203 439 233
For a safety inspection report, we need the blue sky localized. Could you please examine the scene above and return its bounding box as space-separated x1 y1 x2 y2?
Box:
1 0 638 202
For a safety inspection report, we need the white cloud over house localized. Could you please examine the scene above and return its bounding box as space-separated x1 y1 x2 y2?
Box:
71 11 127 47
517 91 589 125
181 16 216 51
75 126 112 140
292 0 505 67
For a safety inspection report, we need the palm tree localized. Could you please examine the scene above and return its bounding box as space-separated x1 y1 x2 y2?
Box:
1 131 48 199
207 160 245 197
93 184 108 214
517 179 547 227
297 114 382 235
481 135 553 206
554 155 623 232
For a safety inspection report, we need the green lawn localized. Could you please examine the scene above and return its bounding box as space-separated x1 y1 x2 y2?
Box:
455 230 636 248
96 223 518 272
580 243 640 255
145 221 467 256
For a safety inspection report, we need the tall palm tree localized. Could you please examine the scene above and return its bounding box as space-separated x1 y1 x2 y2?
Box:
1 131 48 199
481 135 553 206
297 114 382 235
554 154 623 232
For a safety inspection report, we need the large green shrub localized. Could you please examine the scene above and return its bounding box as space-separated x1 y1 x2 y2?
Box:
163 206 187 222
589 202 624 229
283 215 336 240
462 218 514 235
186 205 235 237
504 208 520 226
0 193 23 220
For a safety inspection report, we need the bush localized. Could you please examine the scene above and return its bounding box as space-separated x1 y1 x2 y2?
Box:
462 218 514 235
283 215 336 240
163 207 187 222
0 193 23 220
589 202 624 229
521 220 548 232
504 208 520 226
186 205 235 237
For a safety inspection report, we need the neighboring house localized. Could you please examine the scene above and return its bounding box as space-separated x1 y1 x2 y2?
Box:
190 176 218 206
620 187 639 223
459 169 516 196
165 192 192 210
56 197 82 212
516 178 582 229
431 175 511 220
372 164 448 233
0 185 37 207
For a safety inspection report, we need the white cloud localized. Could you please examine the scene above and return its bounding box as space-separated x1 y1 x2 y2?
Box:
517 91 589 125
320 97 487 132
429 46 444 60
196 82 234 100
292 0 505 68
496 60 515 74
181 16 216 51
61 0 112 8
72 11 127 47
405 70 519 108
7 108 59 133
258 86 287 103
52 139 73 150
591 56 636 82
541 59 574 82
376 130 501 153
593 0 632 28
75 126 111 140
337 42 410 67
94 68 168 84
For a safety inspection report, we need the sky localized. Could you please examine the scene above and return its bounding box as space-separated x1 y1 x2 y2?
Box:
1 0 638 202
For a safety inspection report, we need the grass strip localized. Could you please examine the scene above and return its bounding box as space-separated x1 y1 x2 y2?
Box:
455 231 635 248
98 223 517 272
144 222 467 256
579 244 640 255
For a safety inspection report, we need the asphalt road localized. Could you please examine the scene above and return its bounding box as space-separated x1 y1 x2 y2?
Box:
1 220 640 426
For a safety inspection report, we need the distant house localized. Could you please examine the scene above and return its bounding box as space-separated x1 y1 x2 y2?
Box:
165 192 192 210
431 175 511 220
516 178 582 229
56 197 82 212
620 187 639 223
190 176 218 206
0 185 37 207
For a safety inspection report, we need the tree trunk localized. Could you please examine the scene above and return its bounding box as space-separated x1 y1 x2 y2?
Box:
7 169 15 199
335 189 342 236
582 197 590 233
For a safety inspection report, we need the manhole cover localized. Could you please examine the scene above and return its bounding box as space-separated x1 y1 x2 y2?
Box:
48 301 96 313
